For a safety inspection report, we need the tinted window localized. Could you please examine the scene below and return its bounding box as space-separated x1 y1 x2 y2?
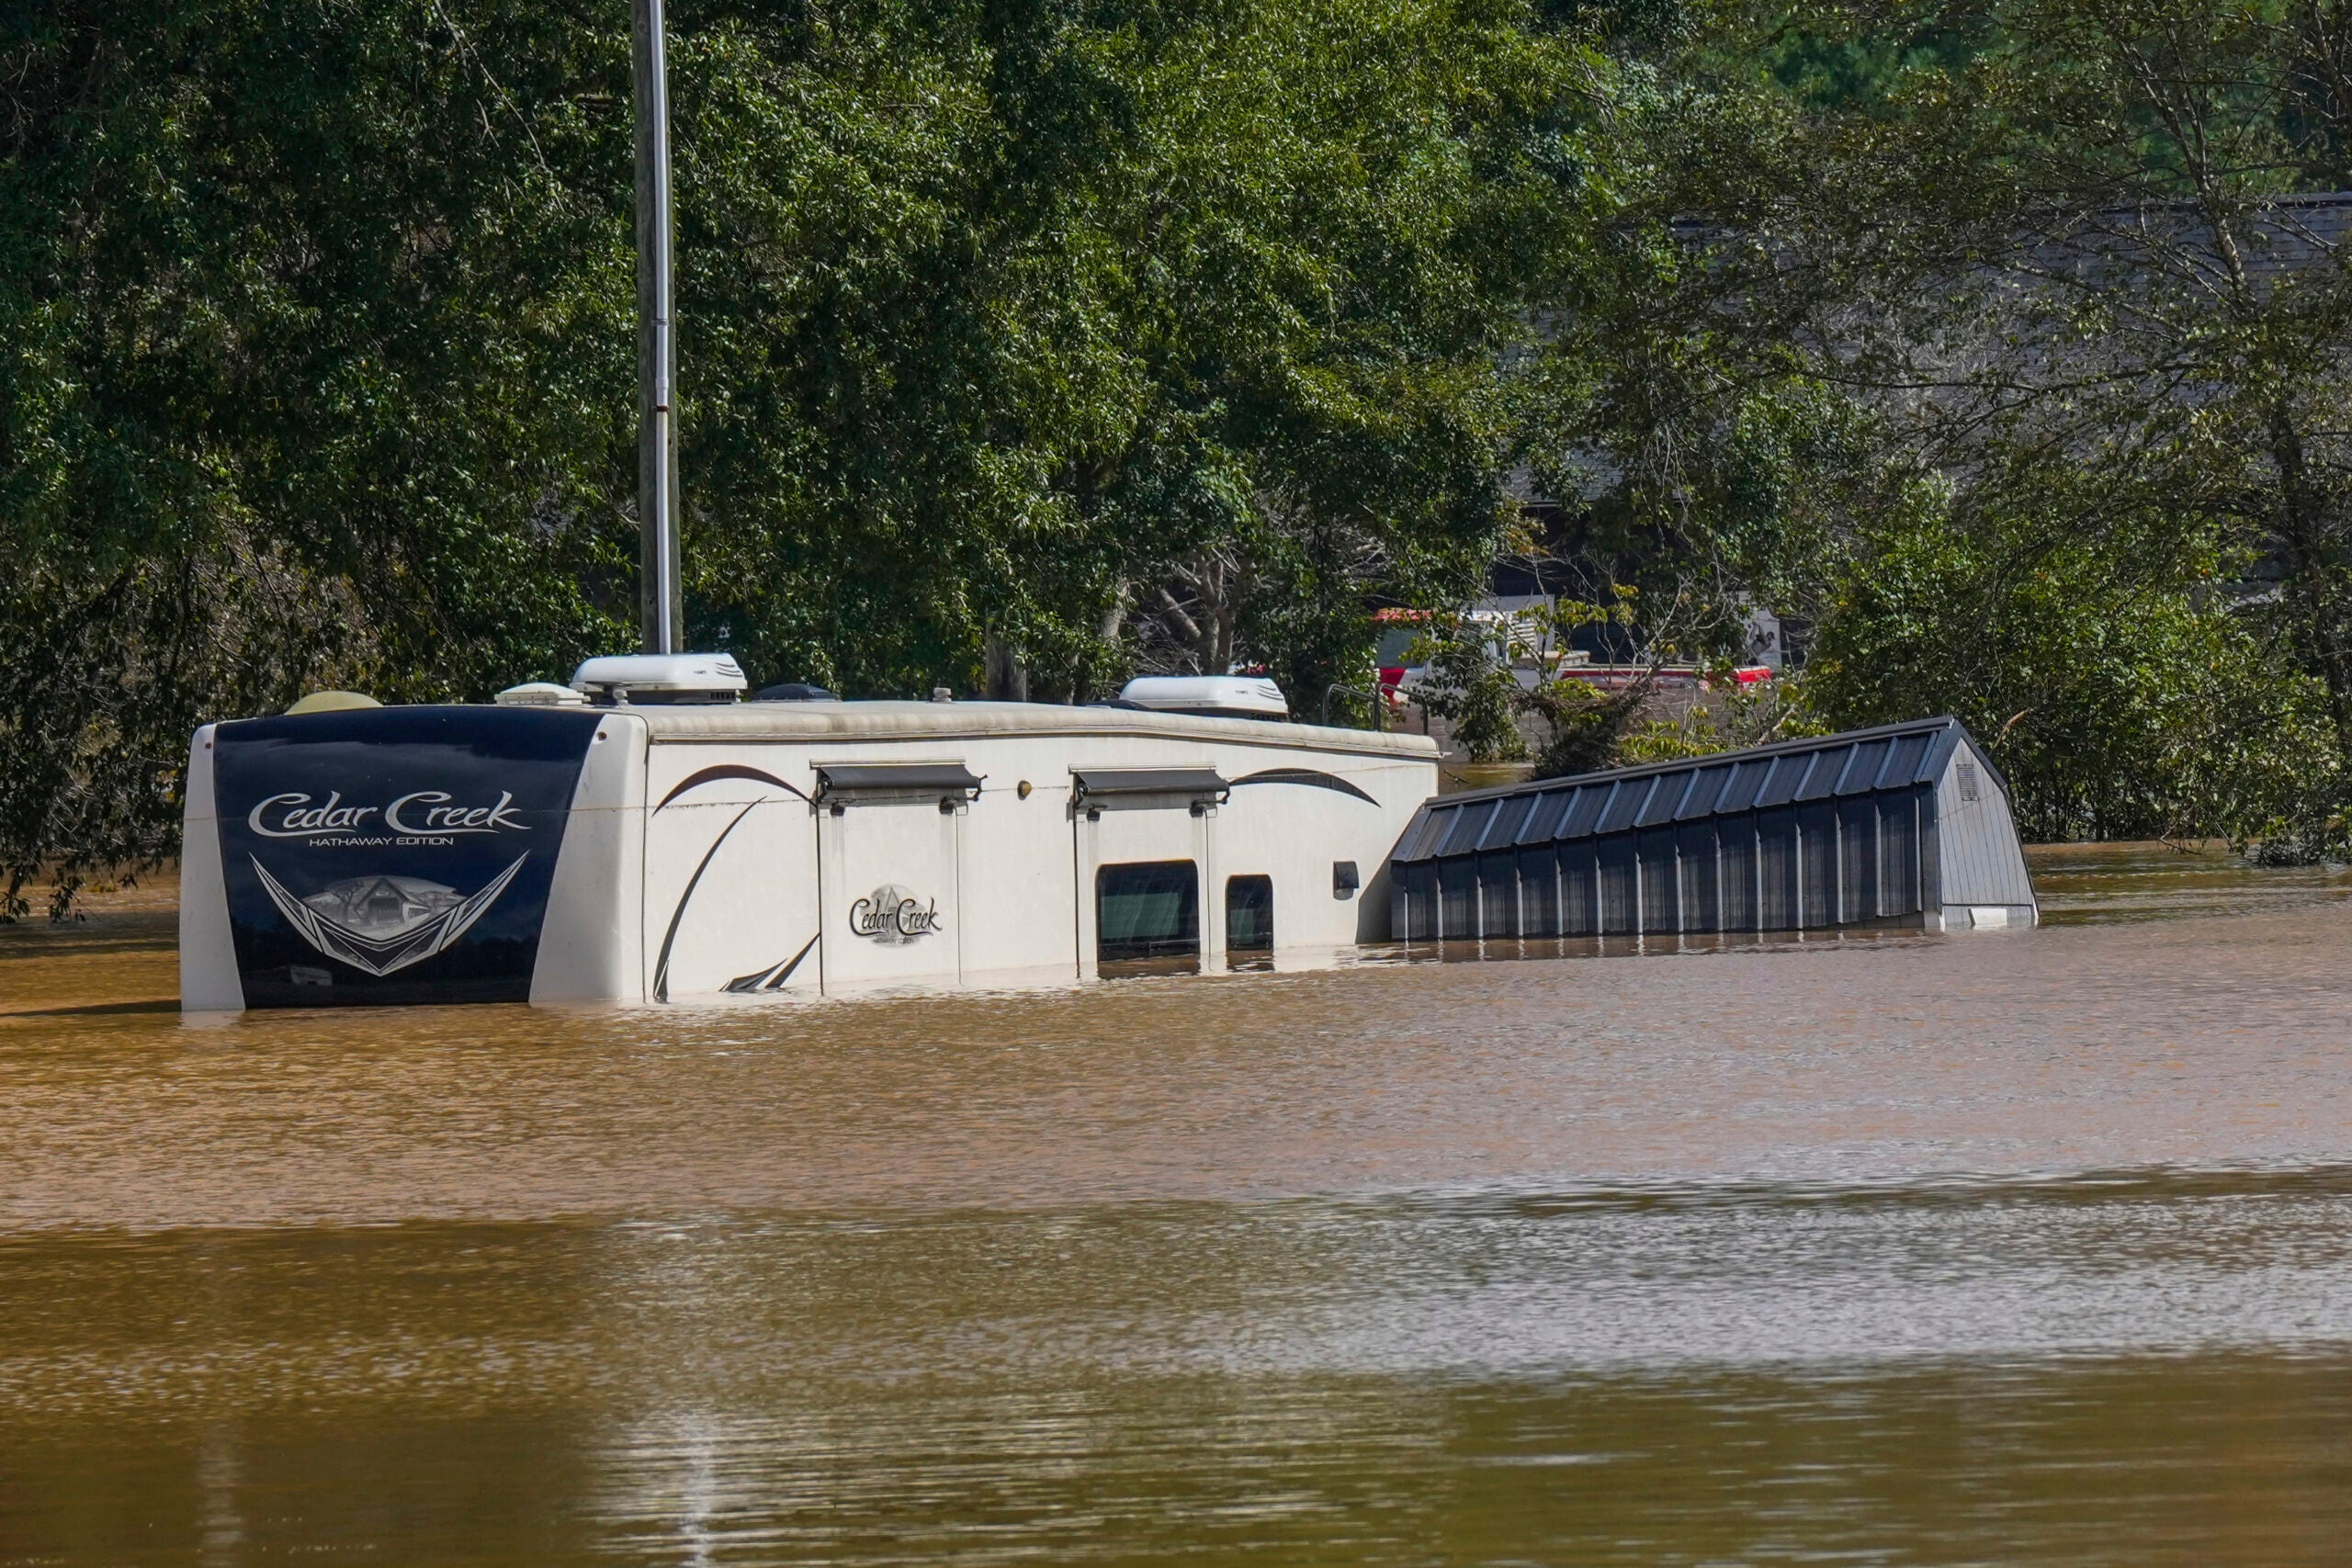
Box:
1227 874 1273 953
1096 861 1199 963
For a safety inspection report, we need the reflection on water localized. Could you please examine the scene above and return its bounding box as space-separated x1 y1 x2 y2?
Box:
4 844 2352 1563
2030 837 2352 923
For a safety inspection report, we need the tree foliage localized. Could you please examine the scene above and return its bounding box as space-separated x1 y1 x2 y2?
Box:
1 0 1601 910
671 0 1600 706
3 0 639 913
1781 0 2352 849
1510 0 2352 848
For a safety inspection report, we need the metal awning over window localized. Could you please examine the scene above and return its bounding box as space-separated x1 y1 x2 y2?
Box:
1070 767 1231 804
814 761 983 802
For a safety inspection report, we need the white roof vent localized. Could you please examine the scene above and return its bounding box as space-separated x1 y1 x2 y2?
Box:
570 653 747 705
495 681 589 707
1118 675 1288 720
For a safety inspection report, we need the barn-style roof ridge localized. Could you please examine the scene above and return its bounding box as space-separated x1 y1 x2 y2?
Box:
1393 716 1995 866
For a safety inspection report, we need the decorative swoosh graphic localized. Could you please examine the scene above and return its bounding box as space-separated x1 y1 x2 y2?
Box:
652 772 811 1002
251 854 527 977
657 764 810 812
1230 767 1379 805
725 933 820 994
652 799 764 1003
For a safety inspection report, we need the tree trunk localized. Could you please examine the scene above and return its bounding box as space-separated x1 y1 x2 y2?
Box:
982 635 1028 702
2268 403 2352 772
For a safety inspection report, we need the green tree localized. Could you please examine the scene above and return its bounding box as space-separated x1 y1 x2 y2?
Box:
2 0 1612 909
1779 0 2352 846
3 0 639 914
673 0 1600 705
1804 462 2326 841
1510 0 2352 840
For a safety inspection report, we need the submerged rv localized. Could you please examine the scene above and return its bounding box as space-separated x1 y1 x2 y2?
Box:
179 677 1438 1010
175 640 2040 1012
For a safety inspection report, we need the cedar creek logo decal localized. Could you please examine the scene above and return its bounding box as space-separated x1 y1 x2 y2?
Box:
245 786 534 976
253 858 528 977
849 885 943 944
248 790 527 845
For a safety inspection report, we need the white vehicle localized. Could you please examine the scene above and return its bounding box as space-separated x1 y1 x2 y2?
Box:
179 674 1438 1010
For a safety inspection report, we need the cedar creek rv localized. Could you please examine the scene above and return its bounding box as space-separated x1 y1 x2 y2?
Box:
178 669 1440 1010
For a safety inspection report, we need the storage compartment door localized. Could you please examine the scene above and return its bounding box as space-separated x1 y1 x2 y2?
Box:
818 799 966 988
1073 800 1216 977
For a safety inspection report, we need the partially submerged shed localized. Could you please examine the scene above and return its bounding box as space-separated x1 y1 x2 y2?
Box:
1387 716 2036 942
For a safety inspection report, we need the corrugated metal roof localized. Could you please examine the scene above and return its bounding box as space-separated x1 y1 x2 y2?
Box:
1391 716 1989 865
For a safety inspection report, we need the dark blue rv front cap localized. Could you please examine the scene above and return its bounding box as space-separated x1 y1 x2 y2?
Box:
210 705 602 1008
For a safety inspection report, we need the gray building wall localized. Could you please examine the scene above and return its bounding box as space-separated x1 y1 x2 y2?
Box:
1931 737 2038 929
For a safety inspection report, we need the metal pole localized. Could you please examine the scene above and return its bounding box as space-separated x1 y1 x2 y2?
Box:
633 0 682 654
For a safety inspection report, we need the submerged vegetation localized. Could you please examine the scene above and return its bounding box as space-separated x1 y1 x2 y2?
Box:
6 0 2350 908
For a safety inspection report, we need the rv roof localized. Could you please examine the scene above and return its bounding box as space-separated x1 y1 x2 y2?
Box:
626 698 1438 759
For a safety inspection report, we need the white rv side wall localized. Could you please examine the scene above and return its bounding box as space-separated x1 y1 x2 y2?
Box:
530 713 650 1003
178 724 245 1012
641 744 821 999
626 719 1434 998
957 772 1081 980
1211 755 1427 949
815 795 966 992
1933 740 2038 923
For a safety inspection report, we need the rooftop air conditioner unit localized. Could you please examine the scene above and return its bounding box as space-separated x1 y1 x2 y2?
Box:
1117 675 1288 720
571 653 747 705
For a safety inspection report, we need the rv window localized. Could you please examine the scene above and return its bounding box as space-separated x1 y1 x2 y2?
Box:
1227 874 1273 954
1096 861 1199 963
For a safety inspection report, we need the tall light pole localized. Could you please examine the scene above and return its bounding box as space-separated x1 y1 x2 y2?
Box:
633 0 682 654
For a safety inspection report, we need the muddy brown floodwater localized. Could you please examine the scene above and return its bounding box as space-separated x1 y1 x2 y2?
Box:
2 842 2351 1564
